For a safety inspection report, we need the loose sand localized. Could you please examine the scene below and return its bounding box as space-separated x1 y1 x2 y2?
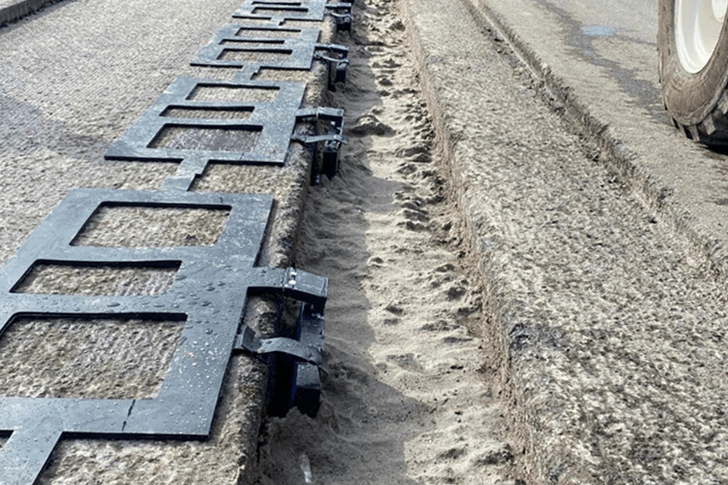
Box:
254 0 517 484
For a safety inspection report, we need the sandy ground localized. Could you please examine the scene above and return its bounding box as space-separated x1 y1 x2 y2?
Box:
253 1 518 484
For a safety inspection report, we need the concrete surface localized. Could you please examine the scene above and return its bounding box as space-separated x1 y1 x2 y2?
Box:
0 0 336 482
406 0 728 482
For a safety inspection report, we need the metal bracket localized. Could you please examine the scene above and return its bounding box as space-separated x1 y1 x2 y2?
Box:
243 267 327 416
314 43 350 86
235 323 324 367
0 188 328 483
234 302 325 416
294 107 345 182
326 5 353 32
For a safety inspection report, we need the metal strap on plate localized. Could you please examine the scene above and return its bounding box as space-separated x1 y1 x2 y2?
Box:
294 107 346 181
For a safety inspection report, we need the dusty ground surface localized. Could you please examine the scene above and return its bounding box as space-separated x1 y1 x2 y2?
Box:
407 0 728 483
473 0 728 280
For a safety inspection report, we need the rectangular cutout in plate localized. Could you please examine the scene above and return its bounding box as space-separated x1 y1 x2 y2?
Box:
161 106 254 120
72 204 231 247
148 125 262 152
221 38 286 45
188 84 279 103
191 163 284 196
230 18 273 25
235 27 300 38
0 315 185 400
253 0 302 5
219 49 292 63
253 7 307 15
233 0 328 22
13 262 180 296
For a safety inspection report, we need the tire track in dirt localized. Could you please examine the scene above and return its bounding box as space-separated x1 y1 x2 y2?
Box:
253 1 517 484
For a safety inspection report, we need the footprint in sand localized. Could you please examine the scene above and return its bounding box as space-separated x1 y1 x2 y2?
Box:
351 112 396 137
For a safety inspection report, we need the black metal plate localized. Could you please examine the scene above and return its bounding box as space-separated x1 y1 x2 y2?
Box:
0 188 328 484
105 77 305 171
232 0 352 26
191 24 321 72
233 0 329 23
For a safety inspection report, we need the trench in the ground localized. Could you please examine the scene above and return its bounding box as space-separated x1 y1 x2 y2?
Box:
252 1 517 484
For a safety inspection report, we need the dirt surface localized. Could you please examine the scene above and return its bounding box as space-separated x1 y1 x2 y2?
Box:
473 0 728 281
407 0 728 482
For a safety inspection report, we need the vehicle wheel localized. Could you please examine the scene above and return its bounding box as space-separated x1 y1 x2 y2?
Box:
659 0 728 144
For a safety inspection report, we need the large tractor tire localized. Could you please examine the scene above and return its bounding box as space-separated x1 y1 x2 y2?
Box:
659 0 728 145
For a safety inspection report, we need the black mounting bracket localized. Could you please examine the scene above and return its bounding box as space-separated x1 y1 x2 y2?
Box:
236 321 324 368
314 43 350 87
235 301 325 416
294 108 346 182
326 6 353 32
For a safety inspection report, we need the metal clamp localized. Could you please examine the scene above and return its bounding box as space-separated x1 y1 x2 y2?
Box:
315 43 350 86
239 268 327 417
326 3 353 31
294 108 346 182
235 324 324 367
